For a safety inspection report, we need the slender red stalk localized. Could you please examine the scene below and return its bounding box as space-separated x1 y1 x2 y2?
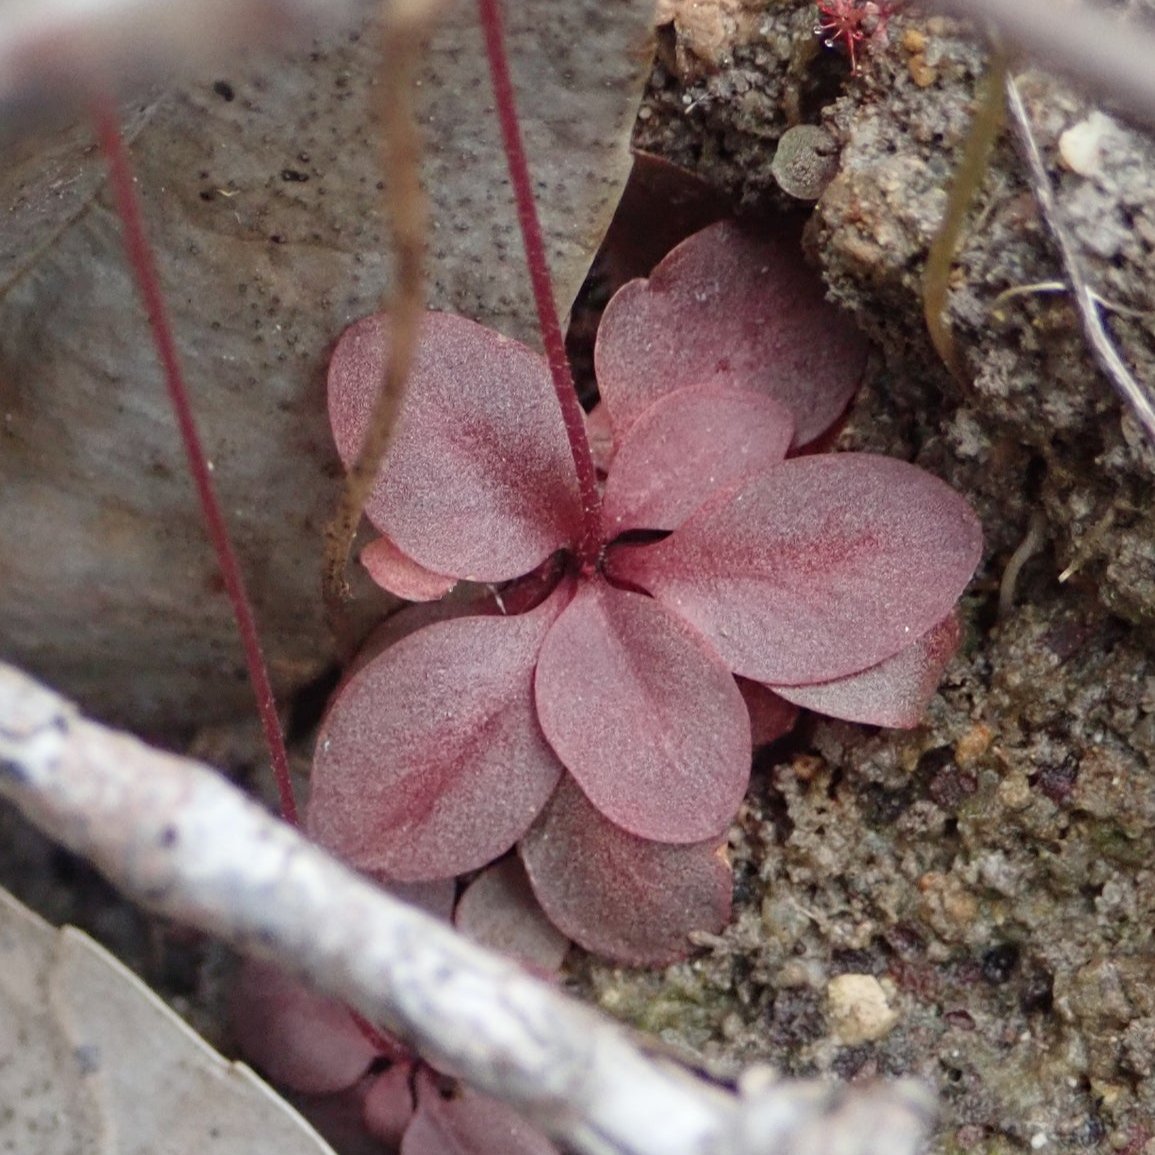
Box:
93 99 299 828
477 0 603 571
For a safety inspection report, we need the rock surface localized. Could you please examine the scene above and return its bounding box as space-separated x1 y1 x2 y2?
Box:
0 0 651 730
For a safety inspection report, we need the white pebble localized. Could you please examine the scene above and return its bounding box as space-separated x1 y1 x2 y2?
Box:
826 974 899 1044
1058 111 1114 177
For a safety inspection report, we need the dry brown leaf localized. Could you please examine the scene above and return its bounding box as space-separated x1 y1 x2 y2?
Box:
0 885 336 1154
0 0 654 730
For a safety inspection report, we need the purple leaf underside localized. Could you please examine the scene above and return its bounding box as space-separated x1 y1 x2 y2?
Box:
773 612 962 727
608 453 983 686
454 857 570 975
402 1069 560 1155
363 1062 417 1149
308 586 570 880
594 220 868 448
344 591 500 684
736 677 800 748
328 311 582 581
379 876 459 922
229 960 378 1095
520 777 732 967
534 580 751 843
361 535 457 601
601 383 795 535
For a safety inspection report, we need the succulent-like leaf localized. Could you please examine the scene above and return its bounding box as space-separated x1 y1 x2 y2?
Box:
735 678 800 748
308 587 571 880
328 312 583 581
454 858 569 975
594 221 868 448
378 877 459 923
534 579 750 843
772 612 962 727
519 778 732 967
360 536 457 601
608 454 982 686
344 558 567 686
229 960 378 1095
601 383 794 536
362 1062 417 1149
342 593 498 687
401 1069 559 1155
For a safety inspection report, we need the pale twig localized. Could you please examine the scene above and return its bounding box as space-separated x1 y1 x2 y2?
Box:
0 661 935 1155
1004 73 1155 444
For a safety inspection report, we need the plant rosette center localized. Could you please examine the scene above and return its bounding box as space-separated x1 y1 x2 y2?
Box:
309 220 982 966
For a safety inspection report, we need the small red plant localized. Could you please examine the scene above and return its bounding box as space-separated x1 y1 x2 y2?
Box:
815 0 897 72
89 1 978 1143
307 217 983 967
232 862 566 1154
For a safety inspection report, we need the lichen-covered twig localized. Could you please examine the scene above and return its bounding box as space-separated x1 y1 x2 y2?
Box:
0 661 934 1155
1004 73 1155 444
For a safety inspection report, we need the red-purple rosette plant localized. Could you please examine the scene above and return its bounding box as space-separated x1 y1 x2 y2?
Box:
231 864 567 1155
307 219 983 966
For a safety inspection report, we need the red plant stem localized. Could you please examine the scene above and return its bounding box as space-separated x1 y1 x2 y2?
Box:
92 98 299 828
477 0 603 571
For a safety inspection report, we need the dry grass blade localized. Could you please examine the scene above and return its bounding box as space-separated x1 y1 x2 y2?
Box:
922 48 1007 383
322 0 438 636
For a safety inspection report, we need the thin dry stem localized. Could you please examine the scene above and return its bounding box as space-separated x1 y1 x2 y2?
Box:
0 661 935 1155
1004 72 1155 444
997 509 1048 620
323 0 438 640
